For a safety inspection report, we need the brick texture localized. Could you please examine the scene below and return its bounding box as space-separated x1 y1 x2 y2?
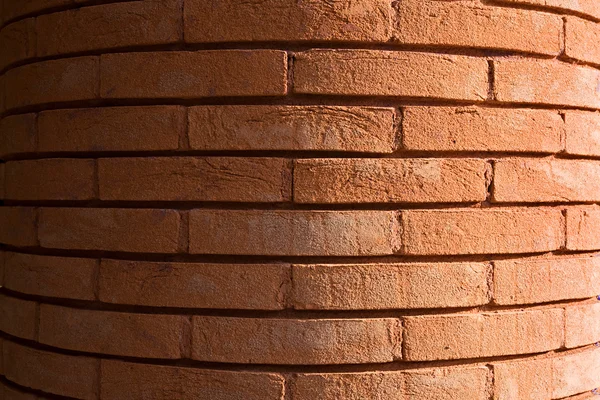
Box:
565 111 600 157
566 208 600 250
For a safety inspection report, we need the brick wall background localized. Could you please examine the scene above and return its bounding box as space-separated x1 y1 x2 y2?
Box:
1 0 600 398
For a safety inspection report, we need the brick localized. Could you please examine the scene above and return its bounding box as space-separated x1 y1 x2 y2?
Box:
493 159 600 202
0 293 37 340
395 0 561 55
566 17 600 66
0 18 35 70
294 158 488 204
0 114 37 159
3 341 97 400
36 0 181 57
99 260 289 310
292 262 490 310
38 106 183 153
293 367 489 400
493 358 552 400
401 209 564 255
565 303 600 348
192 317 401 364
5 159 95 200
0 251 4 286
4 252 96 300
1 0 73 23
0 207 37 247
494 59 600 108
490 0 600 21
0 163 4 199
188 106 397 153
4 57 99 110
552 348 600 398
566 208 600 250
39 305 188 358
100 51 287 99
294 50 488 101
402 106 563 153
101 360 285 400
403 309 563 361
0 382 40 400
184 0 393 43
565 111 600 157
99 157 291 202
38 208 181 253
189 210 400 256
494 257 600 305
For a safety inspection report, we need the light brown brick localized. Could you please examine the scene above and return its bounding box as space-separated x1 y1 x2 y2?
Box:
565 111 600 157
188 106 397 153
292 262 490 310
192 316 401 364
38 208 181 253
101 360 285 400
4 252 97 300
565 303 600 348
100 51 287 99
0 114 37 158
0 293 37 340
189 210 400 256
0 18 35 70
552 348 600 398
403 309 564 361
0 207 37 247
491 0 600 21
294 158 488 204
39 305 188 358
566 208 600 250
99 157 291 202
99 260 289 310
401 209 564 255
566 17 600 66
493 357 552 400
402 106 563 153
294 50 488 101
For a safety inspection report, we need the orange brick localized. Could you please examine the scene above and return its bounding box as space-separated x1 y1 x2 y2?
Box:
100 51 287 99
5 159 95 200
493 257 600 305
38 106 183 153
0 18 35 70
3 341 97 400
0 114 37 159
294 50 488 101
401 209 564 255
402 106 563 153
101 360 285 400
39 305 189 358
294 158 488 204
566 17 600 65
403 309 563 360
0 293 37 340
4 252 97 300
0 207 37 247
192 316 401 364
99 157 291 202
493 357 552 400
38 208 181 253
188 106 397 153
565 303 600 348
494 59 600 108
99 260 289 310
4 57 99 110
565 111 600 157
566 208 600 250
189 210 400 256
552 348 600 398
491 0 600 21
292 262 490 310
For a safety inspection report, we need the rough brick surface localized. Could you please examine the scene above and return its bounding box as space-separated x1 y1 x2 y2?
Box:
0 207 37 247
565 111 600 157
564 303 600 348
491 0 600 21
552 348 600 398
0 18 35 70
493 357 553 400
566 208 600 250
0 114 37 158
0 293 37 340
565 17 600 66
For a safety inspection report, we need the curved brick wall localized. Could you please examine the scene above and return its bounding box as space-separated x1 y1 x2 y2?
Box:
1 0 600 399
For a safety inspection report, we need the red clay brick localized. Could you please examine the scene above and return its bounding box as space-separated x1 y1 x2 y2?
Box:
565 303 600 348
565 111 600 157
401 209 564 255
3 341 97 400
100 51 287 99
491 0 600 21
0 114 37 158
99 157 291 202
402 106 563 153
4 252 97 300
0 18 35 70
39 305 189 358
552 348 600 398
292 262 490 310
99 259 289 310
0 293 37 340
0 207 37 247
492 357 552 400
192 316 401 364
36 0 182 57
494 59 600 108
38 208 181 253
0 382 40 400
395 0 561 55
4 57 99 110
189 210 401 256
565 17 600 65
101 360 285 400
493 256 600 305
5 159 95 200
38 106 184 153
566 208 600 251
403 308 564 361
294 50 488 101
188 106 397 153
294 158 488 204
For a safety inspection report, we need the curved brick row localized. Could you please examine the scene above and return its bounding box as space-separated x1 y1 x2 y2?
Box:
490 0 600 21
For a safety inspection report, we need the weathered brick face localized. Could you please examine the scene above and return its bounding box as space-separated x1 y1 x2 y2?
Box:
1 0 599 398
